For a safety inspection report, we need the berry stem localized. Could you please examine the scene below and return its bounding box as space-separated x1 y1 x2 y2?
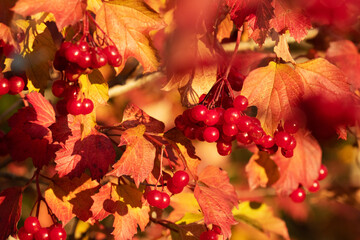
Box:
85 11 117 47
224 29 241 80
155 145 165 190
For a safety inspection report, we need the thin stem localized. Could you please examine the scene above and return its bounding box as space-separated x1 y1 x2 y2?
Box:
86 11 117 47
224 29 241 79
155 145 165 190
149 217 179 232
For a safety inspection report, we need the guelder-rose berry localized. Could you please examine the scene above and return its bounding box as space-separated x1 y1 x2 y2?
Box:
103 46 122 67
0 78 9 95
34 227 49 240
204 109 220 126
51 80 67 98
146 189 162 207
284 120 299 134
66 98 83 115
18 227 33 240
158 192 170 209
200 230 218 240
308 180 320 193
172 170 189 188
8 76 25 95
318 164 328 181
275 131 292 149
203 127 220 143
24 216 41 234
216 140 232 156
222 123 238 137
290 187 306 203
167 178 184 194
82 98 94 115
191 105 208 122
223 108 240 124
233 95 248 111
49 226 67 240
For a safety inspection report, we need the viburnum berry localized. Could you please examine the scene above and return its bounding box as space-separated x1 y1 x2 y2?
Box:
287 136 297 150
91 47 108 68
237 116 253 132
49 226 67 240
248 126 264 141
172 170 189 188
204 109 220 126
260 135 275 148
18 227 33 240
175 115 186 131
222 123 238 137
0 77 9 95
203 127 220 143
167 177 184 194
82 98 94 115
51 80 67 98
308 180 320 193
77 51 92 69
8 76 25 95
146 189 162 207
281 148 293 158
34 227 49 240
77 41 89 52
274 131 292 149
65 44 81 63
212 225 221 234
214 107 225 125
103 46 122 67
290 187 306 203
64 85 79 99
284 119 299 134
233 95 248 111
24 216 41 234
236 132 252 145
66 98 83 115
200 230 218 240
318 164 328 181
216 140 232 156
158 192 170 209
223 108 240 124
191 105 208 122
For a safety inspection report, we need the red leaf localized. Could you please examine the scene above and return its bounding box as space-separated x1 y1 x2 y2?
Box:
107 125 156 187
270 0 311 42
194 166 238 239
26 92 56 128
12 0 87 31
272 131 321 195
54 118 115 180
121 104 165 133
44 174 100 225
0 187 23 239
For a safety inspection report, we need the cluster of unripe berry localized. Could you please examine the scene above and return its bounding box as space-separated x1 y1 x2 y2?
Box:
18 216 66 240
175 94 298 158
200 225 221 240
289 164 328 203
146 170 189 209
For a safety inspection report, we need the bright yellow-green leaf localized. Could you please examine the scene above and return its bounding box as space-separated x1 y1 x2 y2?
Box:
78 70 109 106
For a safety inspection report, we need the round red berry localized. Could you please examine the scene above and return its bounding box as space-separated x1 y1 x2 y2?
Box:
34 227 49 240
289 187 306 203
175 115 186 131
8 76 25 95
49 226 67 240
158 192 170 209
77 51 92 69
275 131 292 149
77 41 89 52
200 230 218 240
103 46 122 67
172 170 189 188
236 132 252 145
24 216 41 234
18 227 33 240
191 105 208 122
82 98 94 115
91 47 108 68
204 109 220 126
216 140 232 156
223 108 240 124
146 189 162 207
222 123 238 137
308 180 320 193
203 127 220 143
184 126 196 140
52 80 67 98
261 135 275 148
284 120 299 134
0 78 9 95
167 177 184 194
281 148 293 158
237 116 253 132
66 98 83 115
318 164 328 181
65 44 81 63
233 95 248 111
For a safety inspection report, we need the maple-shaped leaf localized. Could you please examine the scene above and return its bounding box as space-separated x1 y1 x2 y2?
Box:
233 201 290 240
194 166 238 239
44 174 100 225
12 0 87 31
120 103 165 133
295 58 351 100
326 40 360 90
26 92 56 127
0 187 23 240
241 61 304 134
95 0 165 72
270 0 311 42
90 183 150 240
245 151 280 190
54 116 115 180
272 130 321 195
107 125 156 187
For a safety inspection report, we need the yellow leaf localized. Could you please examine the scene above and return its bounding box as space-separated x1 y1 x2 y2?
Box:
78 70 109 106
217 14 233 42
168 192 203 224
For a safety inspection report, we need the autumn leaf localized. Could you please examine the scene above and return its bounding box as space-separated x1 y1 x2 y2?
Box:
107 125 156 187
12 0 87 31
245 151 280 190
0 187 23 240
194 166 238 239
79 70 109 106
168 192 203 224
270 0 311 42
54 116 115 180
241 61 304 134
170 222 207 240
273 34 295 64
26 92 56 128
0 0 18 48
272 130 321 195
90 183 150 240
120 103 165 133
95 0 165 73
217 14 233 42
44 174 100 225
233 201 290 240
326 40 360 90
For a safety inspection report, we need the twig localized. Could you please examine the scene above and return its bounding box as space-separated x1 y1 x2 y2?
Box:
150 217 179 232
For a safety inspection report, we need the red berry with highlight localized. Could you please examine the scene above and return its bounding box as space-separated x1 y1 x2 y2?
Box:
223 108 240 124
82 98 94 115
158 192 170 209
222 123 238 137
8 76 25 95
103 46 122 67
167 178 184 194
172 170 189 188
284 120 299 134
216 140 232 156
66 98 83 115
52 80 67 98
34 228 49 240
233 95 248 111
65 44 81 63
275 131 292 149
49 226 67 240
200 230 218 240
204 109 220 126
0 78 9 95
146 189 162 207
318 164 328 181
191 105 208 122
203 127 220 143
290 187 306 203
308 180 320 193
18 227 33 240
24 216 41 234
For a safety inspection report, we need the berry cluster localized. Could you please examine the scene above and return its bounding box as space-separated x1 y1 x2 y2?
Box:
200 225 221 240
175 94 298 158
146 170 190 209
18 216 66 240
0 75 25 96
289 164 328 203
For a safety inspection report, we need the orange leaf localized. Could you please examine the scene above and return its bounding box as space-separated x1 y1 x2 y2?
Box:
272 130 321 195
107 125 156 187
273 34 295 64
95 0 165 73
12 0 86 30
26 92 56 128
44 174 100 225
241 61 304 134
194 166 238 239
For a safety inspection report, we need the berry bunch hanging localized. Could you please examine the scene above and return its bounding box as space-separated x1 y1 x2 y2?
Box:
18 216 66 240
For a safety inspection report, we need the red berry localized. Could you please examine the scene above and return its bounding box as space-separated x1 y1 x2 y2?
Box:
65 44 81 63
204 109 220 126
222 123 238 137
318 164 328 181
66 98 83 115
308 180 320 193
216 140 232 156
200 230 218 240
82 98 94 115
49 227 67 240
59 41 72 56
77 41 89 52
248 126 264 141
34 228 49 240
65 71 80 82
184 126 196 140
158 192 170 209
284 120 299 134
24 216 41 234
203 127 220 143
261 135 275 148
103 46 122 67
146 190 162 207
172 170 189 188
175 115 186 131
212 225 221 234
236 132 252 145
64 85 79 99
287 136 296 150
233 95 248 111
289 187 306 203
195 127 205 141
52 80 67 98
8 76 25 95
91 47 107 68
223 108 240 124
0 78 9 95
77 51 92 69
167 177 184 194
237 116 253 132
191 105 208 122
18 227 33 240
281 148 293 158
214 107 225 125
274 131 292 149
